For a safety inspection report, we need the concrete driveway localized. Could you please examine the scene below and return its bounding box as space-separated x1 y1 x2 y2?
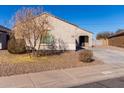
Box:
93 46 124 66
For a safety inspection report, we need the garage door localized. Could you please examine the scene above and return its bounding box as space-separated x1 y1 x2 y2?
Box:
0 42 2 49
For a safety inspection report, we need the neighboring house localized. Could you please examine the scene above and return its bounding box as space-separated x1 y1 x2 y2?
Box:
94 39 108 47
14 13 93 50
108 31 124 47
0 25 10 49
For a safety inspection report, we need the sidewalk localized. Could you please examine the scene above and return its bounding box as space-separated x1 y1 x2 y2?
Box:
0 63 124 88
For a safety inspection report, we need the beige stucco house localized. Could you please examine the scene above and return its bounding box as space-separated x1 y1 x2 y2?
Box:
14 13 93 50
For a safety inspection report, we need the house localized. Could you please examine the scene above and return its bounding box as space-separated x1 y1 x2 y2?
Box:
94 39 109 47
108 30 124 48
14 13 93 50
0 25 10 49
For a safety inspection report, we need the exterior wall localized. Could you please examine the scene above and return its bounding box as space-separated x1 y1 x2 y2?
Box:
14 13 93 50
43 15 93 50
46 15 76 50
109 35 124 47
0 33 7 49
74 27 93 47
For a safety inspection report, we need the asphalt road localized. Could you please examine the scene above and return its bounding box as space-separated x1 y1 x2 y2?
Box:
71 76 124 88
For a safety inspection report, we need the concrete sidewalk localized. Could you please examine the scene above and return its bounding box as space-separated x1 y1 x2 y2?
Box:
1 63 124 88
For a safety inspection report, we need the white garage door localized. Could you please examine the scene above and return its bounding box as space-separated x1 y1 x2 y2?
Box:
0 42 2 49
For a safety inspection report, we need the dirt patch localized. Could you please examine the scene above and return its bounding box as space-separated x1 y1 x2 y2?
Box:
0 50 103 77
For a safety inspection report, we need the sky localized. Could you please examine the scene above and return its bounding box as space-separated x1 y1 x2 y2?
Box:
0 5 124 37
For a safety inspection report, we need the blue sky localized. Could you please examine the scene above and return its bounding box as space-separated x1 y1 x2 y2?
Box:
0 5 124 37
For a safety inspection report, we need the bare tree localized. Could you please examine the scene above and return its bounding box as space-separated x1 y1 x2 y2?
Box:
10 7 51 56
96 31 114 40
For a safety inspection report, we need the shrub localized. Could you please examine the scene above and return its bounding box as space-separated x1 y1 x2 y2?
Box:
8 36 26 54
7 36 16 53
79 50 93 62
36 50 63 56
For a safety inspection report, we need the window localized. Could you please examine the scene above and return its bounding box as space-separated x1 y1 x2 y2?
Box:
40 34 54 44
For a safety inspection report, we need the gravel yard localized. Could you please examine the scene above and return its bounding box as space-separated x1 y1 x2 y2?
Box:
0 50 102 77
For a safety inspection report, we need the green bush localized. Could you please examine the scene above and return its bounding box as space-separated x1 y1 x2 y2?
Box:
8 36 26 54
79 50 93 62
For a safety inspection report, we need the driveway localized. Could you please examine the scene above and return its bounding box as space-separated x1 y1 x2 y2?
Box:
93 46 124 66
